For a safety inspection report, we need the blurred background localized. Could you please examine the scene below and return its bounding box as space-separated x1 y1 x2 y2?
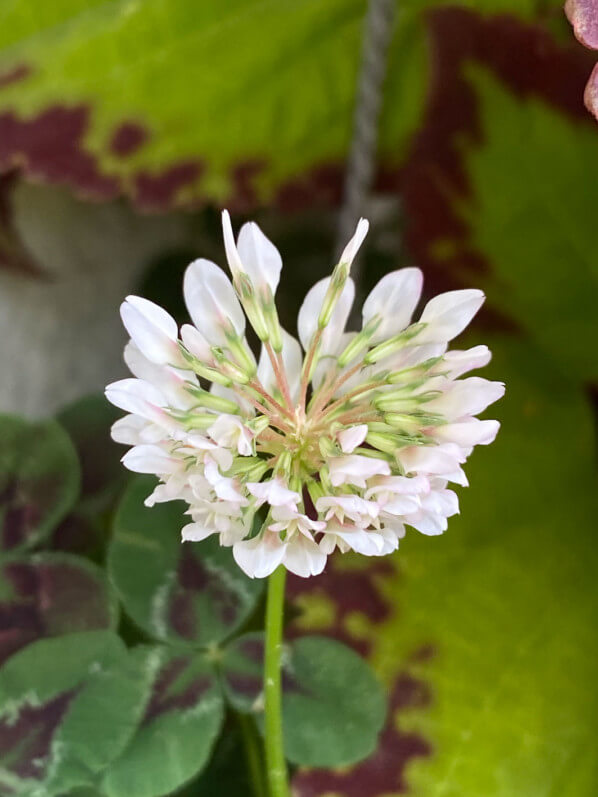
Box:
0 0 597 795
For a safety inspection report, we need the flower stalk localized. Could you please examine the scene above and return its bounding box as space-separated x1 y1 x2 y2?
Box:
264 566 290 797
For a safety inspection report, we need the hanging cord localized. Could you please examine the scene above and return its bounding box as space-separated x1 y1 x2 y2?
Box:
336 0 397 282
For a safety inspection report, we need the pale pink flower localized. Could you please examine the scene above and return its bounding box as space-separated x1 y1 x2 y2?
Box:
107 210 503 577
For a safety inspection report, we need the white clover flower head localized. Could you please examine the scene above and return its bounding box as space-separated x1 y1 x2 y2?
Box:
106 211 504 579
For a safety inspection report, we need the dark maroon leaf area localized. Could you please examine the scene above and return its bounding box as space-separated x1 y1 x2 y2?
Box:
0 689 77 782
168 546 241 640
0 477 42 552
0 560 111 665
289 558 434 795
142 657 212 724
109 121 149 157
401 8 594 299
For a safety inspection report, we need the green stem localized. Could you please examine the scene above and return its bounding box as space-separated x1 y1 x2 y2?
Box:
238 713 267 797
264 566 290 797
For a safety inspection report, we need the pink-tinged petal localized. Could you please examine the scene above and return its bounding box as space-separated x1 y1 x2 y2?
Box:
427 377 505 420
328 454 391 488
111 414 150 445
337 424 368 453
362 268 423 343
180 324 213 363
237 220 283 295
417 289 485 343
584 62 598 119
257 329 303 403
325 523 385 556
184 258 245 345
182 522 216 542
338 217 369 265
246 479 300 508
120 296 181 365
124 342 196 409
565 0 598 49
233 533 286 579
434 419 500 447
399 444 463 477
105 378 166 417
282 534 327 578
440 345 492 378
208 415 254 456
121 444 179 474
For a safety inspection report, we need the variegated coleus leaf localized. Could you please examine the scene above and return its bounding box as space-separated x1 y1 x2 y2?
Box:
0 631 148 796
221 632 387 768
287 335 598 796
0 0 428 217
0 415 79 555
0 553 117 666
100 646 223 797
401 7 598 382
108 476 263 647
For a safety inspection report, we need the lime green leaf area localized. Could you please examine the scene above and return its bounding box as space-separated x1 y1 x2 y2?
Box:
291 335 598 796
0 0 426 209
462 71 598 382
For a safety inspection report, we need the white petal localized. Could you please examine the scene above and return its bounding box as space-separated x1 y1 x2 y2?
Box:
338 218 369 265
181 324 213 363
122 444 179 475
111 414 150 445
124 342 195 410
326 524 384 557
417 289 485 343
233 533 286 579
337 424 368 453
282 535 327 578
328 454 391 488
297 277 355 356
120 296 181 365
105 378 166 418
257 329 303 403
184 258 245 345
434 419 500 447
221 209 244 276
182 522 216 542
398 445 463 477
246 479 300 508
440 345 492 378
427 377 505 420
237 221 283 294
362 268 423 343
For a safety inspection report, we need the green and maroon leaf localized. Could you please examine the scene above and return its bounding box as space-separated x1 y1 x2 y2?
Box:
108 476 263 648
0 415 80 555
57 395 127 515
222 633 387 768
0 552 117 665
290 335 598 795
101 645 223 797
0 631 149 796
401 8 598 379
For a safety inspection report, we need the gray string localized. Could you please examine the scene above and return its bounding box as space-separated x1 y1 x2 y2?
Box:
336 0 397 284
